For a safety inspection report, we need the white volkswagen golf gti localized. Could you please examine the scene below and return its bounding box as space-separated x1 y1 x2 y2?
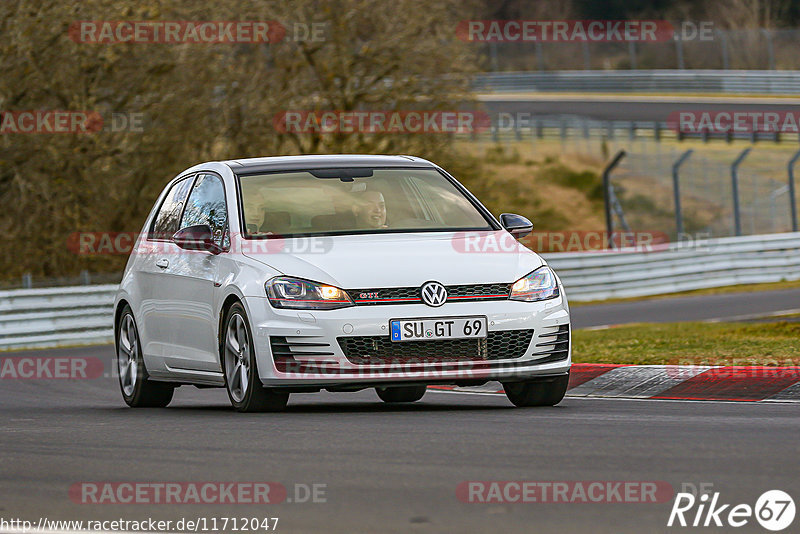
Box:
114 155 571 411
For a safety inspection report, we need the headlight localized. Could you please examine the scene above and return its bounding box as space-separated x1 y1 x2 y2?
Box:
266 277 354 310
509 266 559 302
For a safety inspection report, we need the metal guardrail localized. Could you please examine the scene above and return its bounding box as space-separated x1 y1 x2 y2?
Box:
547 232 800 301
474 70 800 94
1 232 799 350
0 284 116 350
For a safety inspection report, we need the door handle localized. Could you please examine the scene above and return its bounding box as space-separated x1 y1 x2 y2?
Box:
155 259 169 269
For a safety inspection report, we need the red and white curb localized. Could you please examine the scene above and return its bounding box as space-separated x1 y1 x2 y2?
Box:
430 364 800 402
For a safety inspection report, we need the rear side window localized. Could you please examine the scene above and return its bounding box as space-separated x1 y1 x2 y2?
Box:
150 177 194 239
180 173 229 248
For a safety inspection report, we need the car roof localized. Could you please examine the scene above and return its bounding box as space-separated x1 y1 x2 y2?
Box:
223 154 437 174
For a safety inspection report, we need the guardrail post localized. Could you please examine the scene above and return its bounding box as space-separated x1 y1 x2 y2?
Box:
788 149 800 232
672 150 694 237
628 41 637 69
603 150 627 249
22 273 32 289
731 148 752 236
80 270 90 285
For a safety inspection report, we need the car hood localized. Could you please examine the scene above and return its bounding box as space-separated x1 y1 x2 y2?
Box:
242 231 544 288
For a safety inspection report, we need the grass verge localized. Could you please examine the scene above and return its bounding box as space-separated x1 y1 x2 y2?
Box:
573 321 800 365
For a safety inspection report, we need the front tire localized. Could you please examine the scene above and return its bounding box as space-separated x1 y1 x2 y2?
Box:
376 385 427 403
222 302 289 412
503 374 570 407
116 305 174 408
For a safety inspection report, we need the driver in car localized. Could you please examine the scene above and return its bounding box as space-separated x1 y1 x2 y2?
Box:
353 190 388 229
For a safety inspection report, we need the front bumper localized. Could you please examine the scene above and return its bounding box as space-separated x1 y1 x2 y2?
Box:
243 294 571 387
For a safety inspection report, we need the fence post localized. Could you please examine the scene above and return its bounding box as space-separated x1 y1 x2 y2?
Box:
788 149 800 232
582 41 591 70
761 29 775 70
731 148 752 236
672 150 694 237
535 42 545 71
717 29 730 69
603 150 627 249
675 37 685 69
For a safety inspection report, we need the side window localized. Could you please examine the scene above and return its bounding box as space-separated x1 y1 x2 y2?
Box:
150 177 194 239
180 174 229 248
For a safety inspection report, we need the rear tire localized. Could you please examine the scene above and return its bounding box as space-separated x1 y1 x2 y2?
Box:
222 302 289 412
503 373 569 407
116 305 174 408
376 385 427 403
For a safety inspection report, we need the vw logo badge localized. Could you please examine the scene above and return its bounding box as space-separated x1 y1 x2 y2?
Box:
420 281 447 307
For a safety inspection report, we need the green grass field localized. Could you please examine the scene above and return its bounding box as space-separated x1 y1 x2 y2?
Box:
573 321 800 366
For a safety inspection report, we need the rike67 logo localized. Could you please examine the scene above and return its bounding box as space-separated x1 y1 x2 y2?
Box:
668 488 795 531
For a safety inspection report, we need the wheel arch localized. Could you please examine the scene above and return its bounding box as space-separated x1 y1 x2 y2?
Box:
218 293 244 349
113 299 131 344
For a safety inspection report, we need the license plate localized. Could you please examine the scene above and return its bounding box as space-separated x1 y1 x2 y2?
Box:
390 316 488 342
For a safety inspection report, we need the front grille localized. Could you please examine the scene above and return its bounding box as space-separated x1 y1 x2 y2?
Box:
529 324 570 364
337 329 534 365
347 283 512 305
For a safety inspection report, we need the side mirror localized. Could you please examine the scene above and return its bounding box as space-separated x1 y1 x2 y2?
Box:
172 225 223 255
500 213 533 239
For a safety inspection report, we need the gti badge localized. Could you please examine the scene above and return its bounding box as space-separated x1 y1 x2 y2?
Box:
420 281 447 307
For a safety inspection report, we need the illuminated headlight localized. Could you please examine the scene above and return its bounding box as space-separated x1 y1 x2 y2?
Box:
509 266 559 302
266 276 353 310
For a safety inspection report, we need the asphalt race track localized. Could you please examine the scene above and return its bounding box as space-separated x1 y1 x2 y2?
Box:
1 352 798 534
571 287 800 328
2 290 799 533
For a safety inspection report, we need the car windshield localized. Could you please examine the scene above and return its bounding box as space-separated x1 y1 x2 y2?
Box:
238 167 494 237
